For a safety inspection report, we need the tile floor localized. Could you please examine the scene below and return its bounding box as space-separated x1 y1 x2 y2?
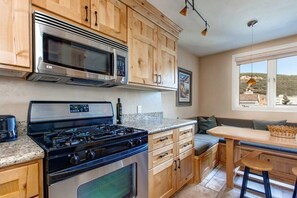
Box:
173 164 294 198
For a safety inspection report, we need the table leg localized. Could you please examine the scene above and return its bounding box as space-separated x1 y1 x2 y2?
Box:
226 139 235 188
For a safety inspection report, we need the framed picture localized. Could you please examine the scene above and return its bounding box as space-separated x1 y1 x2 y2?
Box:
177 67 192 106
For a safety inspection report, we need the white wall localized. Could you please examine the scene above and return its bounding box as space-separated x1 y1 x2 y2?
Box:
199 35 297 122
162 46 199 119
0 47 199 121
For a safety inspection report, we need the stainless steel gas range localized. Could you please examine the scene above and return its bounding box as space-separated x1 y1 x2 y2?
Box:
27 101 148 198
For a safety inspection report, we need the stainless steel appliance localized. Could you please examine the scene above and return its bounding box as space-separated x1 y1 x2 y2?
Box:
27 12 128 88
27 101 148 198
0 115 17 142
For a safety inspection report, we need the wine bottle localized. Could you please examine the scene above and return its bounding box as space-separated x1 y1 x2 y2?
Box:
116 98 122 124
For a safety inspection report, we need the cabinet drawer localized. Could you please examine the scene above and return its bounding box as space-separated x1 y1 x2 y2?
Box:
177 125 194 141
149 130 176 151
149 143 176 169
177 136 193 155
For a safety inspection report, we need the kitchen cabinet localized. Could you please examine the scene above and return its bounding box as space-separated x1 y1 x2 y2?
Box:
0 159 43 198
0 0 31 75
128 9 158 86
127 9 178 90
158 28 178 89
148 125 194 198
32 0 127 42
91 0 127 42
32 0 90 27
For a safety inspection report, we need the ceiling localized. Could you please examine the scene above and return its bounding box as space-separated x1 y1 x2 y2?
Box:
147 0 297 57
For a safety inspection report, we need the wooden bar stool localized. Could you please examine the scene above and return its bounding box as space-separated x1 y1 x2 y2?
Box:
240 157 273 198
293 167 297 198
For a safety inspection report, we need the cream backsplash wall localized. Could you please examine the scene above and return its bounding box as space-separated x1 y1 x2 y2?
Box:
162 46 199 119
199 34 297 122
0 47 199 121
0 76 162 121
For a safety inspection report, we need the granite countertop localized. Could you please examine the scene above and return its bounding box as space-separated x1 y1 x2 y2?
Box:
122 118 197 134
0 135 44 169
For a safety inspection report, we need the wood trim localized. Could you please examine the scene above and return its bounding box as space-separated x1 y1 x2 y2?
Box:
120 0 182 37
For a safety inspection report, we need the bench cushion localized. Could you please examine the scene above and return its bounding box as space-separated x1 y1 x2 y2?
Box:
194 134 220 156
240 141 297 155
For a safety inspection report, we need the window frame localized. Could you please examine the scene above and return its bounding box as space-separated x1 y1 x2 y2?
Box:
232 42 297 112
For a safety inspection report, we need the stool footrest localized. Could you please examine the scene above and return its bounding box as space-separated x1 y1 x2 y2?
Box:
246 187 265 195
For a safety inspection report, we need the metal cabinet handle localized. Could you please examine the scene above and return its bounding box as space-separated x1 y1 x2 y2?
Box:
182 130 190 135
158 152 168 159
84 6 88 22
174 160 177 171
178 159 181 169
159 137 168 142
95 11 98 26
153 74 158 83
158 74 162 84
183 143 190 148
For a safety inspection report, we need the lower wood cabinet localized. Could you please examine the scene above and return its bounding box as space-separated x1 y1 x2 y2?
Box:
148 125 194 198
0 159 43 198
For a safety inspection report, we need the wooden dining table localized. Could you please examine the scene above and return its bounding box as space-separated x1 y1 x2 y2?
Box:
208 126 297 189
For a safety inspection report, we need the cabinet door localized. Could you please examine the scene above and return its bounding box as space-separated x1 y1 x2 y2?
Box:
149 159 176 198
176 149 193 190
0 163 39 198
0 0 30 69
91 0 127 42
158 28 178 89
128 9 158 86
32 0 90 27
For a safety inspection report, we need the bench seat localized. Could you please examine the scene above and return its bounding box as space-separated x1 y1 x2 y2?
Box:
194 134 220 156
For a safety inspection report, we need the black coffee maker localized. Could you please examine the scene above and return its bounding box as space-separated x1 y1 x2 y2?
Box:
0 115 17 142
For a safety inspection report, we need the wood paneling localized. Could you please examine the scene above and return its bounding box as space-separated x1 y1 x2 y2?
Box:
128 9 158 86
32 0 91 27
0 0 30 70
91 0 127 42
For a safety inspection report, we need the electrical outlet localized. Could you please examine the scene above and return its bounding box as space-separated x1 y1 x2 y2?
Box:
137 105 142 113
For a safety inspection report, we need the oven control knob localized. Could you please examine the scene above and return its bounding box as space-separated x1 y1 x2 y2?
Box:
86 150 96 160
127 140 134 148
134 138 142 146
69 154 80 165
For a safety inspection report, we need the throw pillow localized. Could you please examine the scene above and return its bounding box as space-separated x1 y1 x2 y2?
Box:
253 120 287 131
198 116 217 134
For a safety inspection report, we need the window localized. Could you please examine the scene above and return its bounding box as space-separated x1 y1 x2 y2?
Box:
232 42 297 112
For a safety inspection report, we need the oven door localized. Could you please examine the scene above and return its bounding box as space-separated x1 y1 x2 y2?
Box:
48 150 148 198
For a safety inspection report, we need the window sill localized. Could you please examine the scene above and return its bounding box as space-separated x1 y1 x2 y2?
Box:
232 106 297 112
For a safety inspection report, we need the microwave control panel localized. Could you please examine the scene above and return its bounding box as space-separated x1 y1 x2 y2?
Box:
117 55 126 77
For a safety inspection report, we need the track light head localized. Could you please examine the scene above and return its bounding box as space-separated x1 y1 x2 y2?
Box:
201 27 207 36
179 5 188 16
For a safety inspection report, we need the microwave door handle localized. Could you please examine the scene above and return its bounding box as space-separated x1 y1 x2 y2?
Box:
113 49 117 80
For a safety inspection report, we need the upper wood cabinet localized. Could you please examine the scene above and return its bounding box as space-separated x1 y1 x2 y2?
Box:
32 0 91 27
158 28 178 89
0 0 30 72
128 9 158 86
127 8 178 90
91 0 127 42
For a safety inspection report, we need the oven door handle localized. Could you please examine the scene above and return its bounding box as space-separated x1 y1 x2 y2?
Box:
48 144 148 185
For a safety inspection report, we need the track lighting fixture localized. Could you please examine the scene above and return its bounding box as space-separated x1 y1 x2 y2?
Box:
179 0 210 36
201 21 208 36
179 1 187 16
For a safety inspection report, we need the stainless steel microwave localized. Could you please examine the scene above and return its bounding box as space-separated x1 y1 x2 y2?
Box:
27 12 128 88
